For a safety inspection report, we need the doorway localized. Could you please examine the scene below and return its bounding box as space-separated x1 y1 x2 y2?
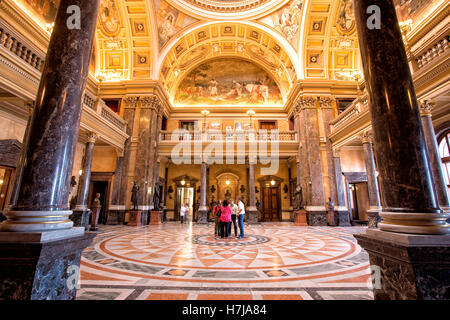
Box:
349 182 370 224
176 187 194 221
0 166 14 211
262 187 281 221
88 172 113 225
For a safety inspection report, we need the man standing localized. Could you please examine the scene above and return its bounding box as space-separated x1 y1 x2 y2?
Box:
237 198 245 239
213 200 222 237
180 203 186 224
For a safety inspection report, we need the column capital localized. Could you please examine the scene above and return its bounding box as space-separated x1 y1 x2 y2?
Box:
359 130 373 144
419 100 435 116
319 96 335 109
332 148 341 158
122 96 139 108
294 96 317 114
140 95 162 112
86 132 98 143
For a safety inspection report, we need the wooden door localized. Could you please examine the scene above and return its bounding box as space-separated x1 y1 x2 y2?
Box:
262 187 280 221
259 121 276 130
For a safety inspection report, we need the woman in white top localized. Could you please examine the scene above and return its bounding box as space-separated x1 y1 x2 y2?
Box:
180 203 186 224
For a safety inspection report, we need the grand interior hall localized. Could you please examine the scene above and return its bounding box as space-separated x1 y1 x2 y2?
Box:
0 0 449 302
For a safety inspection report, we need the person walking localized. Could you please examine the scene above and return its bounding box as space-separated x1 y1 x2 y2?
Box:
213 200 222 236
180 203 186 224
219 199 232 239
230 199 238 237
237 198 245 239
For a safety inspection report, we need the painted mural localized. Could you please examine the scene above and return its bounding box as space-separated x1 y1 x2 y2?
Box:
336 0 356 35
98 0 122 36
23 0 59 24
174 59 283 106
155 0 198 48
274 0 303 43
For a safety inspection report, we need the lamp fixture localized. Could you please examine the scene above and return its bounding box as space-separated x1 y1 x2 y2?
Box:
79 169 83 176
181 180 186 186
270 180 276 186
0 179 3 185
226 179 230 186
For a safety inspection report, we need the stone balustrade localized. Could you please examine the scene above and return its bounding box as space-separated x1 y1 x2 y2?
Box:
159 130 297 142
416 35 449 69
330 94 369 133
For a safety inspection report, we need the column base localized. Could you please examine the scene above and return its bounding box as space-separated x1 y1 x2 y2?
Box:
246 209 259 224
127 210 142 227
0 231 95 300
197 209 208 224
306 210 327 226
105 210 124 225
336 210 352 227
379 211 450 235
367 209 382 229
70 209 91 231
149 211 162 225
293 210 308 226
354 229 450 300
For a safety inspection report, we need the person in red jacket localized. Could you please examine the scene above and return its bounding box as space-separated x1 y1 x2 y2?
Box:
219 199 232 239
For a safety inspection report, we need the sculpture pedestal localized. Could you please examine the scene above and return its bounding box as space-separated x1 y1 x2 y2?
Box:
337 211 352 227
106 210 123 225
0 231 95 300
327 210 337 226
197 209 208 224
90 207 101 231
294 210 308 226
355 229 450 300
127 210 142 226
149 211 162 225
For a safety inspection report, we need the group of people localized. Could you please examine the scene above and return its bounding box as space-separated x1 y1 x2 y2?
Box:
213 198 245 239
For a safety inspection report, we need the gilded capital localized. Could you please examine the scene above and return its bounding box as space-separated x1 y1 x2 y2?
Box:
295 96 317 113
359 130 373 144
419 100 435 116
319 96 335 108
140 95 161 111
87 132 98 143
122 96 138 107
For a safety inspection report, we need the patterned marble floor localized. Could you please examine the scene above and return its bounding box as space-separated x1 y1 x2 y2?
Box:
76 222 374 300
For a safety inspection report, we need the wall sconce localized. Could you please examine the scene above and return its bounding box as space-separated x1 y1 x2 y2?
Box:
0 179 3 185
270 180 276 186
181 180 186 186
226 179 230 186
79 169 83 176
283 184 289 193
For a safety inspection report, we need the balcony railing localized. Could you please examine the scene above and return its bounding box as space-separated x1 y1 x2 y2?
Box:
330 93 369 133
160 130 297 142
82 91 127 131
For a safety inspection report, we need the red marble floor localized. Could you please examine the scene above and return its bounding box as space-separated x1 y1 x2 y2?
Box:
76 222 374 300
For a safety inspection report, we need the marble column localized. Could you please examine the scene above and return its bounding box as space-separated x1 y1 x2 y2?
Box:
353 0 450 300
419 101 450 212
106 152 124 225
296 96 327 225
332 149 351 226
247 160 258 224
354 0 447 234
197 161 208 224
71 132 97 229
0 0 99 300
360 131 382 228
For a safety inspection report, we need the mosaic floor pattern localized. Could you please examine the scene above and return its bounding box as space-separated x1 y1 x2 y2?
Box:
77 222 374 300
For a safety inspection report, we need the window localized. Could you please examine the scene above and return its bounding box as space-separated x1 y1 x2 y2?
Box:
438 130 450 193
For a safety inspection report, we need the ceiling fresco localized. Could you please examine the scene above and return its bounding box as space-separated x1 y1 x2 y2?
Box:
174 58 283 106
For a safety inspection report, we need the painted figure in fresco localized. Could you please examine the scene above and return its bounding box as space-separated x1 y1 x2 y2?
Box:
277 0 303 42
208 78 218 97
131 181 139 210
99 0 121 35
225 81 243 99
247 82 269 104
159 13 176 45
337 0 355 33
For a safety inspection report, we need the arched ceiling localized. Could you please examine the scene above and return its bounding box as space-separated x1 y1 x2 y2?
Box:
16 0 365 105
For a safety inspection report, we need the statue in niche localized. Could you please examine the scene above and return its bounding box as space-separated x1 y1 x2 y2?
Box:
131 181 139 210
153 182 161 211
225 189 231 200
294 185 304 210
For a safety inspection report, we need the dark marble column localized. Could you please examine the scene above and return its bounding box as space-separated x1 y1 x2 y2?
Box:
0 0 100 300
247 160 258 223
354 0 448 234
332 149 351 226
353 0 450 300
71 132 97 228
360 131 382 228
297 96 327 226
0 0 100 234
197 161 208 224
106 153 124 225
419 101 450 212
